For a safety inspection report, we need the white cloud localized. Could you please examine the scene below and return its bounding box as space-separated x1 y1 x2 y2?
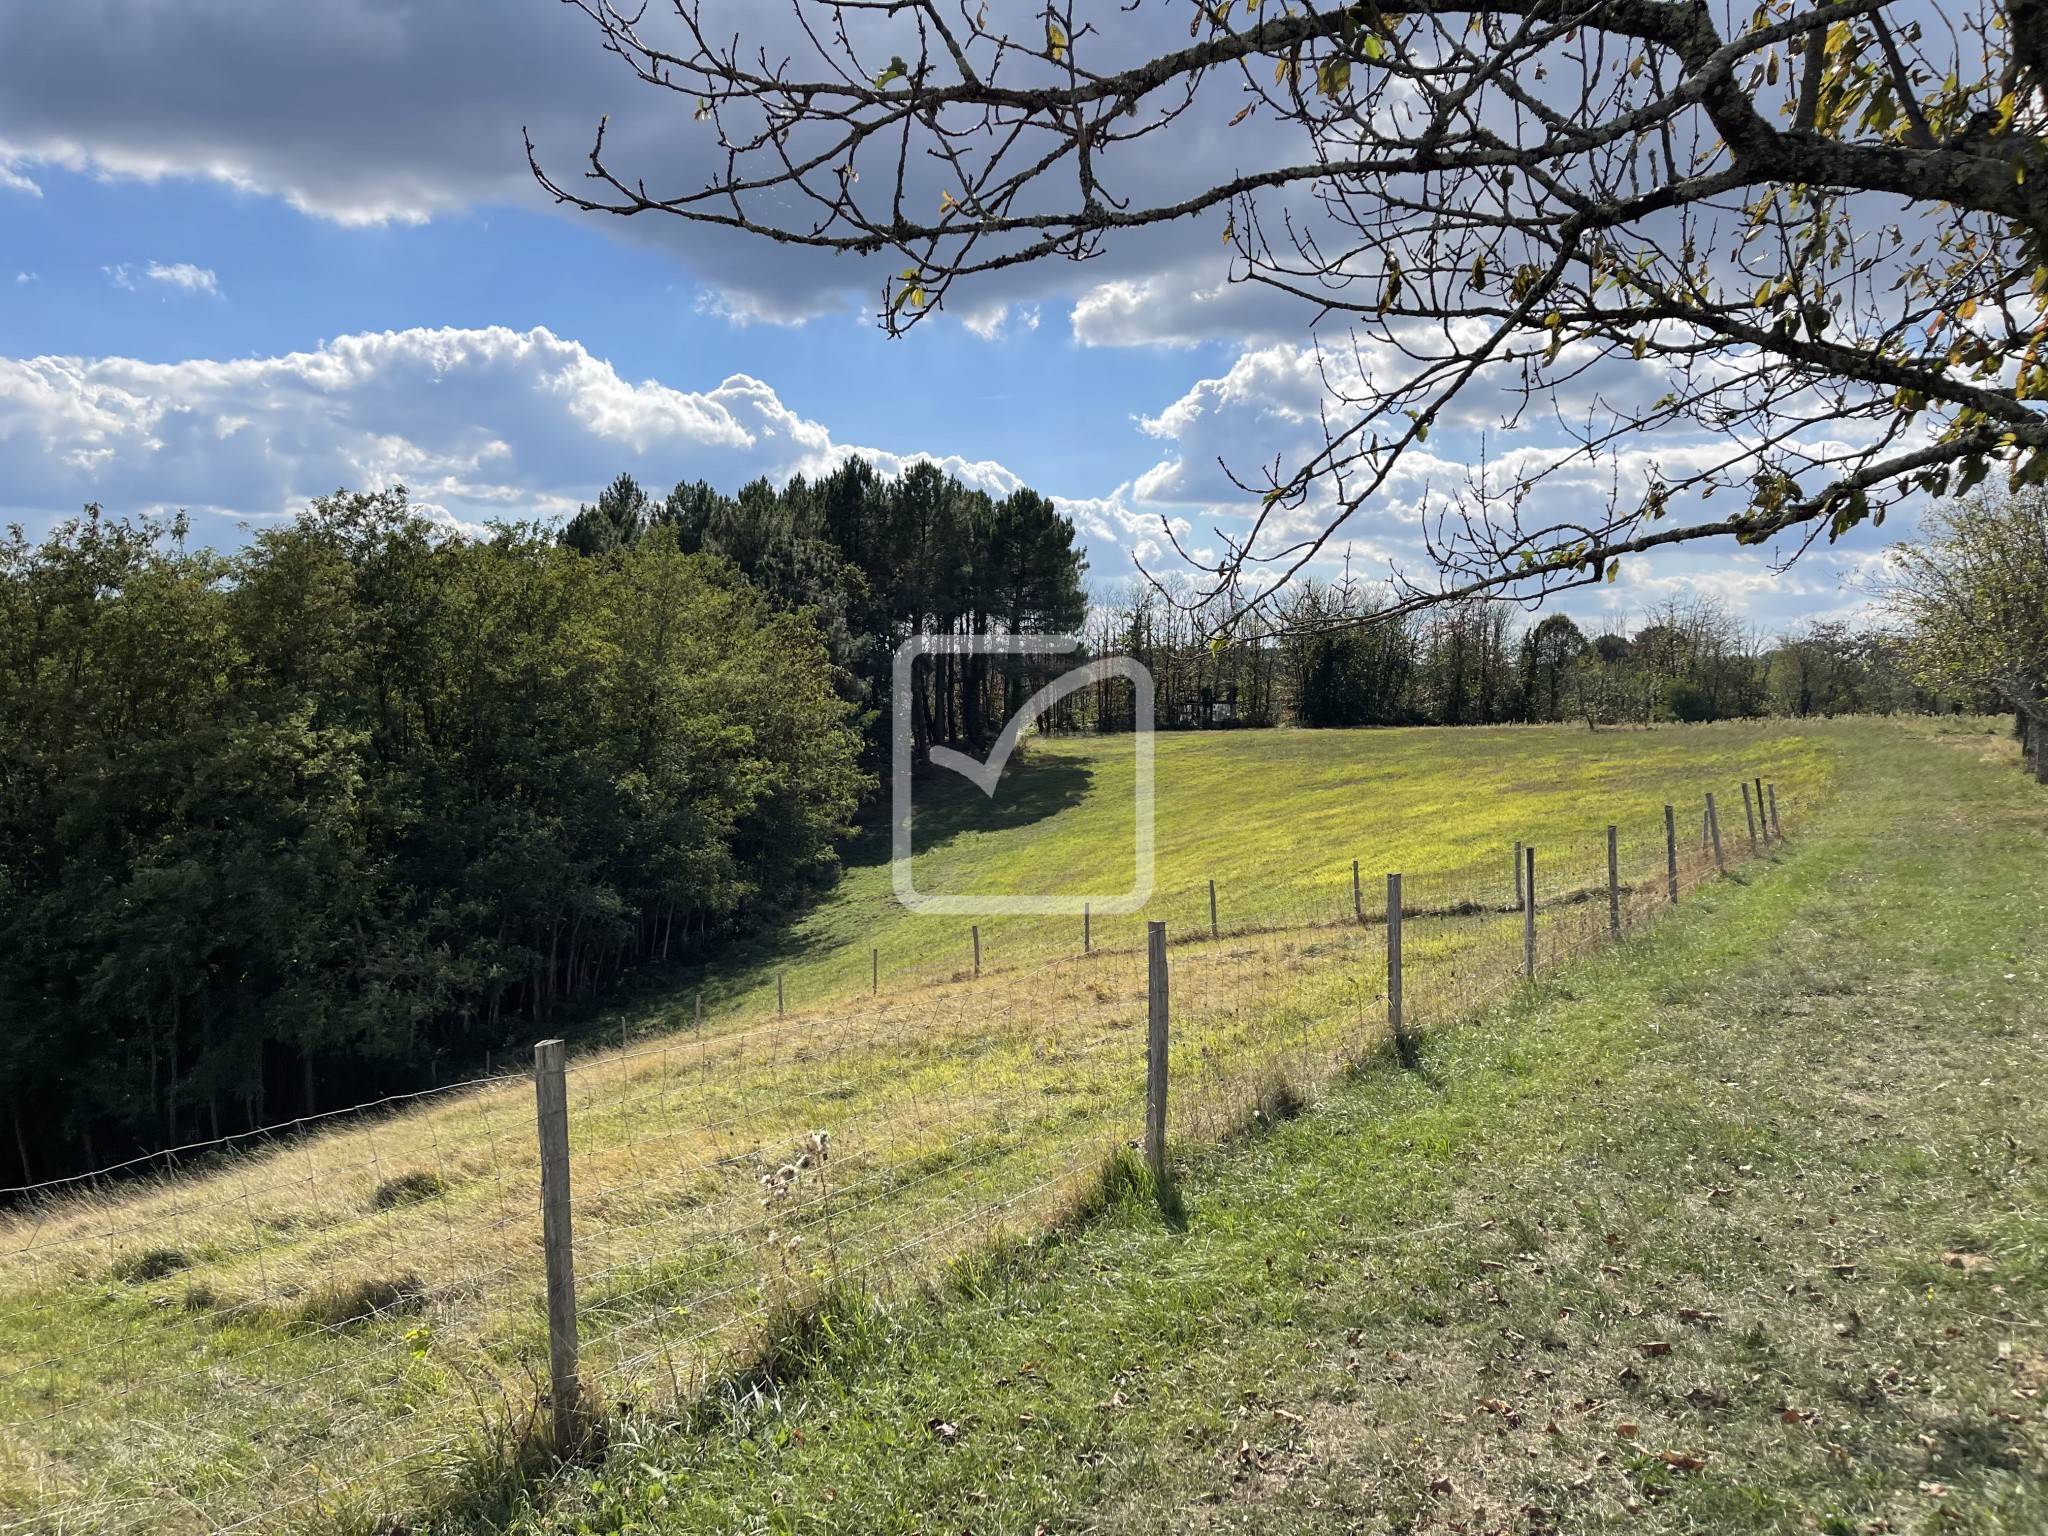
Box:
1087 335 1920 632
0 1 1321 334
103 262 134 289
13 271 35 284
1069 271 1305 350
0 325 1033 536
145 261 219 295
0 322 1905 632
0 158 37 196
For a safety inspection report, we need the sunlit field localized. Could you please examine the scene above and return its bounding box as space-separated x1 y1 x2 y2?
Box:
0 719 1845 1533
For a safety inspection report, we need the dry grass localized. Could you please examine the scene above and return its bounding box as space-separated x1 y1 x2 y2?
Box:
0 720 1832 1534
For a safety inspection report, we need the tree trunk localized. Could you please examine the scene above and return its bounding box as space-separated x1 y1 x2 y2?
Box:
9 1097 31 1186
166 1000 179 1147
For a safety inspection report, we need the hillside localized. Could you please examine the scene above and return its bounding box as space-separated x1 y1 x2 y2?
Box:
0 719 1843 1533
674 720 1836 1023
502 714 2048 1535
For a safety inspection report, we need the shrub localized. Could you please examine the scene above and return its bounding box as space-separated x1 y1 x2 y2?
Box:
109 1247 189 1283
297 1272 426 1329
371 1170 446 1210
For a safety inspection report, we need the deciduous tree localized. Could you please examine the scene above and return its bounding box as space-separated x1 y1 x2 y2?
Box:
539 0 2048 618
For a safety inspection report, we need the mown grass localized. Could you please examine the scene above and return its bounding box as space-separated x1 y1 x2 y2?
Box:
478 714 2046 1536
667 720 1838 1026
0 720 1845 1533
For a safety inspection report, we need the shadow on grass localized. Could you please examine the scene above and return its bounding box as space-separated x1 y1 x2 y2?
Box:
840 746 1099 867
593 750 1099 1040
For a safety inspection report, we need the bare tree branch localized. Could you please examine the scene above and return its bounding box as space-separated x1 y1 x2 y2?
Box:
536 0 2048 628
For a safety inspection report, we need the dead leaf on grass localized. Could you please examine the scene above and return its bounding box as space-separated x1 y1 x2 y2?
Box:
1944 1252 1995 1273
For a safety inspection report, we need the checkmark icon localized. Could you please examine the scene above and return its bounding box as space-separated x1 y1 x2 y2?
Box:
927 663 1112 796
891 635 1156 915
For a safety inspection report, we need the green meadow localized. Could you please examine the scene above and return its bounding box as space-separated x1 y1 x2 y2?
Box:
499 713 2048 1536
694 720 1837 1023
0 720 1844 1533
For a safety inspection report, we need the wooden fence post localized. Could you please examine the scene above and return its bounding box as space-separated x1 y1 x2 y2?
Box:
1754 777 1768 843
871 949 878 994
1387 872 1411 1066
1768 783 1781 839
777 973 785 1016
972 925 980 977
533 1039 580 1460
1514 840 1525 908
1523 845 1537 979
1741 782 1759 852
1145 922 1169 1187
1352 859 1362 922
1665 804 1679 903
1607 824 1620 937
1084 902 1091 954
1706 793 1725 871
694 992 702 1029
1209 879 1219 939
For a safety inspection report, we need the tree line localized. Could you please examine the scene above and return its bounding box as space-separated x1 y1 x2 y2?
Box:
5 455 1981 1188
1035 581 1944 734
561 458 1089 767
0 459 1092 1187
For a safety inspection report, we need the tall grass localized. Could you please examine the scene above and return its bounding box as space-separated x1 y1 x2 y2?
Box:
0 719 1841 1532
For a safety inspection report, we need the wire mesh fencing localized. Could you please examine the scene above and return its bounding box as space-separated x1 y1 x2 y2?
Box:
0 778 1788 1534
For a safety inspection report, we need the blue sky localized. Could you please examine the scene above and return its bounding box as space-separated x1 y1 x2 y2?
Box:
0 0 1897 632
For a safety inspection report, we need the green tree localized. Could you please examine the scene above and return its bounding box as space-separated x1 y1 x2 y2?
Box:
1887 489 2048 777
0 493 866 1186
1519 615 1589 723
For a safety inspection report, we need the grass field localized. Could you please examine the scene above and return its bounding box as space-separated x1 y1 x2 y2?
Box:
0 720 1845 1534
685 720 1836 1024
487 714 2048 1536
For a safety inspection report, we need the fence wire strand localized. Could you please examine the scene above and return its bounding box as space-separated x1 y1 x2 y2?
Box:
0 779 1794 1535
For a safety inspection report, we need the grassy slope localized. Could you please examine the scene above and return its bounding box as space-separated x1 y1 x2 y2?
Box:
0 721 1844 1533
503 716 2048 1536
665 721 1835 1027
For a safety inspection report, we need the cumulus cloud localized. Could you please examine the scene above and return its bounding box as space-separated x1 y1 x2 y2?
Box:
0 323 1897 631
0 1 897 318
1068 267 1311 350
145 261 219 295
0 325 1034 537
1096 335 1916 632
0 1 1328 335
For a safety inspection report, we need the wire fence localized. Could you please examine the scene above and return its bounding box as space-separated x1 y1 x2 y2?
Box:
0 780 1785 1534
